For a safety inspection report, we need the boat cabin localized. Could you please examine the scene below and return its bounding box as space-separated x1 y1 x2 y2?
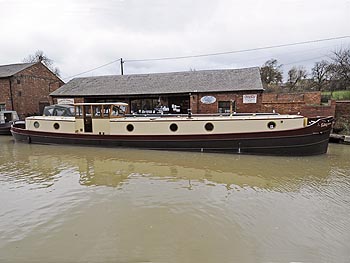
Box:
0 111 19 124
74 103 128 133
23 102 309 138
0 110 19 135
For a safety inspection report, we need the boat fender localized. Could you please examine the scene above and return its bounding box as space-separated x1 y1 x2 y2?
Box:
27 136 31 144
304 118 308 127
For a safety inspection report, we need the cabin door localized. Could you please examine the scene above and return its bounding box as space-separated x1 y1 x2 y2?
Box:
83 105 92 132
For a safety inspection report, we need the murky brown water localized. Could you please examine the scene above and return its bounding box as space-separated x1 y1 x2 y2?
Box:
1 136 350 263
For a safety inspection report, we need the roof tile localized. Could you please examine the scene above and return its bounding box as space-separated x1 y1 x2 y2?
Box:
51 67 263 96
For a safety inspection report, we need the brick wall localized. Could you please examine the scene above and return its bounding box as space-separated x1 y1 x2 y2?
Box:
261 91 335 117
9 63 64 118
335 101 350 119
262 92 321 104
193 91 263 114
0 79 12 109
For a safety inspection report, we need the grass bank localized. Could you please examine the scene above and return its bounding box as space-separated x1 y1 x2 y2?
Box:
322 90 350 101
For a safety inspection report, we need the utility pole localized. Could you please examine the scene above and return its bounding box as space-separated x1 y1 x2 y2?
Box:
120 58 124 75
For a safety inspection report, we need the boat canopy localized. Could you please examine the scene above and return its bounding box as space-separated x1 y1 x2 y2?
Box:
43 105 75 117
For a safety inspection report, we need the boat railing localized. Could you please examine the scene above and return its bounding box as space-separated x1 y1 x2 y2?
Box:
124 112 280 118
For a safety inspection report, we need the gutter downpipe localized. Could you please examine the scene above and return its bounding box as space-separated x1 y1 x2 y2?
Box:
9 78 14 111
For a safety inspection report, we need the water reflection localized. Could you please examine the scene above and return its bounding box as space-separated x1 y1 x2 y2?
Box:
1 136 348 192
1 137 350 262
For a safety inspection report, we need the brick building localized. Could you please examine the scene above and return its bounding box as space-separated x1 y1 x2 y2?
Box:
0 62 64 118
50 67 264 114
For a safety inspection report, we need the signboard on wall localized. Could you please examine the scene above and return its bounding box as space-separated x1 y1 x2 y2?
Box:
200 96 216 104
57 98 75 105
243 94 257 104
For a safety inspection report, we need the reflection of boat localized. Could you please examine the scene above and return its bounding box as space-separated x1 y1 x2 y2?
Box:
11 102 333 156
0 137 337 190
0 111 19 135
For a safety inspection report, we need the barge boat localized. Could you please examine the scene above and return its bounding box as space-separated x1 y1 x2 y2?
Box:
11 102 333 156
0 111 19 135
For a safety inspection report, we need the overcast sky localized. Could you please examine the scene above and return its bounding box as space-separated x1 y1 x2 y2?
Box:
1 0 349 82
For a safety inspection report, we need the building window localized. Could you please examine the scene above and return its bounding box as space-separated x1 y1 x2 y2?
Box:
130 99 159 114
218 101 230 113
0 104 5 111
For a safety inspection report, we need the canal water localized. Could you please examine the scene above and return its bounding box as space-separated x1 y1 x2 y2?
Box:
0 136 350 263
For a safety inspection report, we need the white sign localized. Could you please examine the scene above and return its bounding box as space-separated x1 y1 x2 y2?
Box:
200 96 216 104
243 94 257 104
57 98 75 105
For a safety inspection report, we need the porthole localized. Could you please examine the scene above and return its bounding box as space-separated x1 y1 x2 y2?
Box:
267 121 276 129
205 122 214 131
33 121 40 128
53 123 60 130
126 124 134 132
169 123 178 132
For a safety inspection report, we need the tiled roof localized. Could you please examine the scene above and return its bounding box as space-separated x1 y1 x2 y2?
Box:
0 63 36 78
51 67 263 97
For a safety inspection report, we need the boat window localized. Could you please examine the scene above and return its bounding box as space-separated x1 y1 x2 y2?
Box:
103 106 110 117
4 113 12 123
110 105 126 117
43 105 75 117
75 106 83 118
170 123 178 132
126 124 134 132
84 105 92 116
119 105 127 114
111 106 119 117
67 107 75 116
43 107 54 116
53 123 60 130
267 121 276 129
54 108 66 116
93 105 103 118
205 122 214 131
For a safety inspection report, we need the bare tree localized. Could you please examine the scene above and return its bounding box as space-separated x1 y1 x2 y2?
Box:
329 48 350 90
312 60 331 91
23 50 60 77
287 66 308 91
260 59 283 87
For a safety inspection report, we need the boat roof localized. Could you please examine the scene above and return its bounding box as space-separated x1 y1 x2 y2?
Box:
74 102 128 106
0 110 17 113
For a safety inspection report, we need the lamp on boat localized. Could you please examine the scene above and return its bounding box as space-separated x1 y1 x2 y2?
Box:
187 109 192 119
